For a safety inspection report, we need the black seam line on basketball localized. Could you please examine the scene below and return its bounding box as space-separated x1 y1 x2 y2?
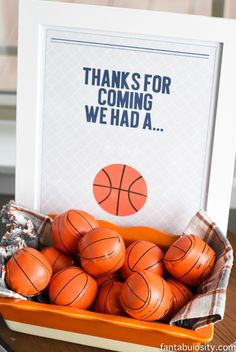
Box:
80 236 119 255
143 280 165 319
131 245 157 271
97 168 113 205
22 248 51 275
127 190 138 212
57 215 72 253
50 266 74 286
98 185 113 205
164 235 194 263
104 281 114 313
157 298 173 321
68 285 88 307
144 259 163 270
143 277 165 320
95 167 113 205
102 168 113 189
177 240 207 280
122 272 150 311
127 241 143 273
126 282 146 304
96 254 124 277
51 252 62 269
128 176 147 201
80 249 117 260
65 273 89 306
93 184 147 198
53 271 85 304
71 210 94 230
170 245 186 253
55 215 69 252
52 267 69 280
116 164 126 216
66 213 83 237
169 280 189 302
12 255 39 292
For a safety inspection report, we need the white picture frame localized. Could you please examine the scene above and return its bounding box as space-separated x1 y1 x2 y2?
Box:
16 0 236 235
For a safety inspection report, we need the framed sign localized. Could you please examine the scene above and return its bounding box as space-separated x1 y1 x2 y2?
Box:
16 0 236 235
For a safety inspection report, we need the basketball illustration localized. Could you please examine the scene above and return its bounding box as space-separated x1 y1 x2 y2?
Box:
5 247 52 296
41 247 75 274
164 234 216 286
48 266 97 309
120 271 173 321
51 209 98 254
93 164 147 216
165 278 193 319
78 227 126 277
121 240 164 280
95 281 125 316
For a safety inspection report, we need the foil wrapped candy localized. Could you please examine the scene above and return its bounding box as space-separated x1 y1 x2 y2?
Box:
0 200 53 299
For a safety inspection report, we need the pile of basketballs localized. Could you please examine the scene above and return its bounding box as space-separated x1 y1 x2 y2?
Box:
5 209 216 322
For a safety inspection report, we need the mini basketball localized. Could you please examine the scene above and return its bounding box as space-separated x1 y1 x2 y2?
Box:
78 227 126 277
5 247 52 296
165 278 193 319
95 271 121 288
164 234 216 286
48 266 97 309
121 240 164 280
51 209 98 254
95 281 125 316
41 247 75 274
120 271 173 321
93 163 147 216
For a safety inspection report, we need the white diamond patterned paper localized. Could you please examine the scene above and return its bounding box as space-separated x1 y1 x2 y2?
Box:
40 29 220 234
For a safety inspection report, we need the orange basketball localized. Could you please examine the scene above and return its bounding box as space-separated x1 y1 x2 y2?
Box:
51 209 98 254
5 247 52 296
48 266 97 309
41 247 75 274
78 227 126 277
95 281 125 316
121 240 164 280
93 164 147 216
95 271 121 288
164 234 216 286
165 279 193 320
120 271 173 321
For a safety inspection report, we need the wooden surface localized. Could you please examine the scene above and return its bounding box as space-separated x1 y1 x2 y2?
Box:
209 231 236 346
0 232 235 351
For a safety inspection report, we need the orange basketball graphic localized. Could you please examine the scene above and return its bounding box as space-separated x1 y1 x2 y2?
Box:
5 247 52 296
51 209 98 254
78 227 126 277
164 234 216 286
165 278 193 320
41 247 75 275
120 271 173 321
95 281 125 316
93 164 147 216
121 240 164 280
48 266 97 309
95 271 121 288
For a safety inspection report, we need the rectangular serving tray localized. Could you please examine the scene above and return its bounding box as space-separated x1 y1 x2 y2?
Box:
0 220 214 352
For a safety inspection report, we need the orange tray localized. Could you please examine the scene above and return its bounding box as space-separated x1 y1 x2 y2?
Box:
0 220 214 351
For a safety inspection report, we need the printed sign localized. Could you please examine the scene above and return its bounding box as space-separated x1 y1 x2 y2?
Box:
40 28 221 234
